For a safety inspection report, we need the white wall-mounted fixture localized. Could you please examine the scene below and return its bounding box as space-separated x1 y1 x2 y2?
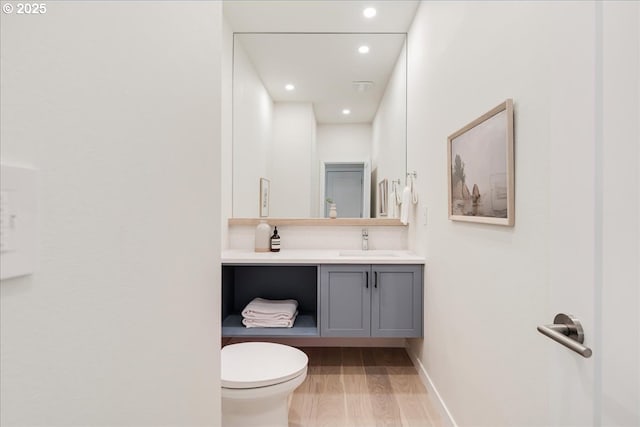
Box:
285 83 295 91
363 7 377 18
358 45 370 54
352 81 374 92
0 164 38 280
342 109 351 115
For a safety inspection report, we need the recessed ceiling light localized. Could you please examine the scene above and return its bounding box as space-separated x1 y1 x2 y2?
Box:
363 7 377 18
285 84 295 91
342 109 351 115
358 45 370 54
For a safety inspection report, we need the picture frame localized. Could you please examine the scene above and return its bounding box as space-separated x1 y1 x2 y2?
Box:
448 99 515 226
259 177 270 217
378 178 388 217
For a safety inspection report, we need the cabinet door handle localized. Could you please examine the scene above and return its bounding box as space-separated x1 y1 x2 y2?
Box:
374 271 378 288
365 271 369 288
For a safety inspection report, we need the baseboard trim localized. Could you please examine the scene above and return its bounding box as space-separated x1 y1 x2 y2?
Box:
405 346 458 427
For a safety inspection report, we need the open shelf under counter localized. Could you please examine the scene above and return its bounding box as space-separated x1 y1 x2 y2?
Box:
222 314 318 337
222 264 319 338
228 217 405 227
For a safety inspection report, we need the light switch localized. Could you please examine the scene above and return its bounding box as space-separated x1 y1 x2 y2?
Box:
0 190 17 253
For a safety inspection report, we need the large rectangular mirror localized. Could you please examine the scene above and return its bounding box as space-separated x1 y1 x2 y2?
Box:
232 33 407 218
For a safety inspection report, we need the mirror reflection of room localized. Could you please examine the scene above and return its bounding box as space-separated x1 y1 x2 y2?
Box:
232 33 407 219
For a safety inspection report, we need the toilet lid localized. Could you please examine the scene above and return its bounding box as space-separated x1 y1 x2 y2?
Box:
221 342 308 389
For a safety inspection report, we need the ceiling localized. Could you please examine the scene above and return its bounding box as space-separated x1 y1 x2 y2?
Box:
224 1 420 124
223 1 420 33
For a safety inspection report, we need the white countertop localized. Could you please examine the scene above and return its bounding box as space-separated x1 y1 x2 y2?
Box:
221 249 425 264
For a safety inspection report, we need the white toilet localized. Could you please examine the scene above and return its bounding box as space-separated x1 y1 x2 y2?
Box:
221 342 308 427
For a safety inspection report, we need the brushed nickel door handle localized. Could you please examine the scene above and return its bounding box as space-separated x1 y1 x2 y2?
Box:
537 313 592 358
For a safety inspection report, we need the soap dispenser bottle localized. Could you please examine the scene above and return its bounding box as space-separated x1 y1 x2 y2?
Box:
255 220 270 253
270 227 281 252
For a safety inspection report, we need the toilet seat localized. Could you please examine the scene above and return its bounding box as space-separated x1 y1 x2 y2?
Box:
221 342 308 389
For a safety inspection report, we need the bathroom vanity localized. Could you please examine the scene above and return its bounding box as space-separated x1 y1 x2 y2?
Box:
221 250 425 338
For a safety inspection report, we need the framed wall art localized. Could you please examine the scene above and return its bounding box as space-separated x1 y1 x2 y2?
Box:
448 99 514 226
378 178 388 217
259 177 270 217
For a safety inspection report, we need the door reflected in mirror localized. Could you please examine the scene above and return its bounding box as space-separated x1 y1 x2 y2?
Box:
324 163 367 218
232 33 407 218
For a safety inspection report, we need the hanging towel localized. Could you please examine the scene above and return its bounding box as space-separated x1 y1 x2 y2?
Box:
241 297 298 320
242 312 298 328
409 174 419 205
400 186 411 225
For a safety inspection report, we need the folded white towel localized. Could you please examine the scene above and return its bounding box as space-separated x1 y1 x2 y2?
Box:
242 311 298 328
241 297 298 320
400 186 411 225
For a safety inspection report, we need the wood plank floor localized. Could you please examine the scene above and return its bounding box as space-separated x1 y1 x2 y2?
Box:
288 347 442 427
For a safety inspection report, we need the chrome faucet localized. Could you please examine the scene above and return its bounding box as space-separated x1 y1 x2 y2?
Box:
361 229 369 251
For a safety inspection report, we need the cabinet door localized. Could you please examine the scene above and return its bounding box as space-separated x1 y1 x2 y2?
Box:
371 265 423 337
320 265 370 337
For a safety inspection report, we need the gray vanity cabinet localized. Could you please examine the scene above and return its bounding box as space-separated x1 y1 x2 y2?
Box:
320 265 371 337
371 265 423 337
320 264 423 338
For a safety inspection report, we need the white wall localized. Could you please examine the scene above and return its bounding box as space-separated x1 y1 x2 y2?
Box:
316 124 372 165
372 41 407 218
404 2 577 425
316 124 372 216
270 102 315 217
600 2 640 425
310 113 319 218
228 225 407 251
0 2 222 425
405 2 640 426
232 37 273 218
221 16 234 249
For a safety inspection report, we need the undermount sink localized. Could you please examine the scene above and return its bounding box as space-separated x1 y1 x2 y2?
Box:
338 250 400 257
